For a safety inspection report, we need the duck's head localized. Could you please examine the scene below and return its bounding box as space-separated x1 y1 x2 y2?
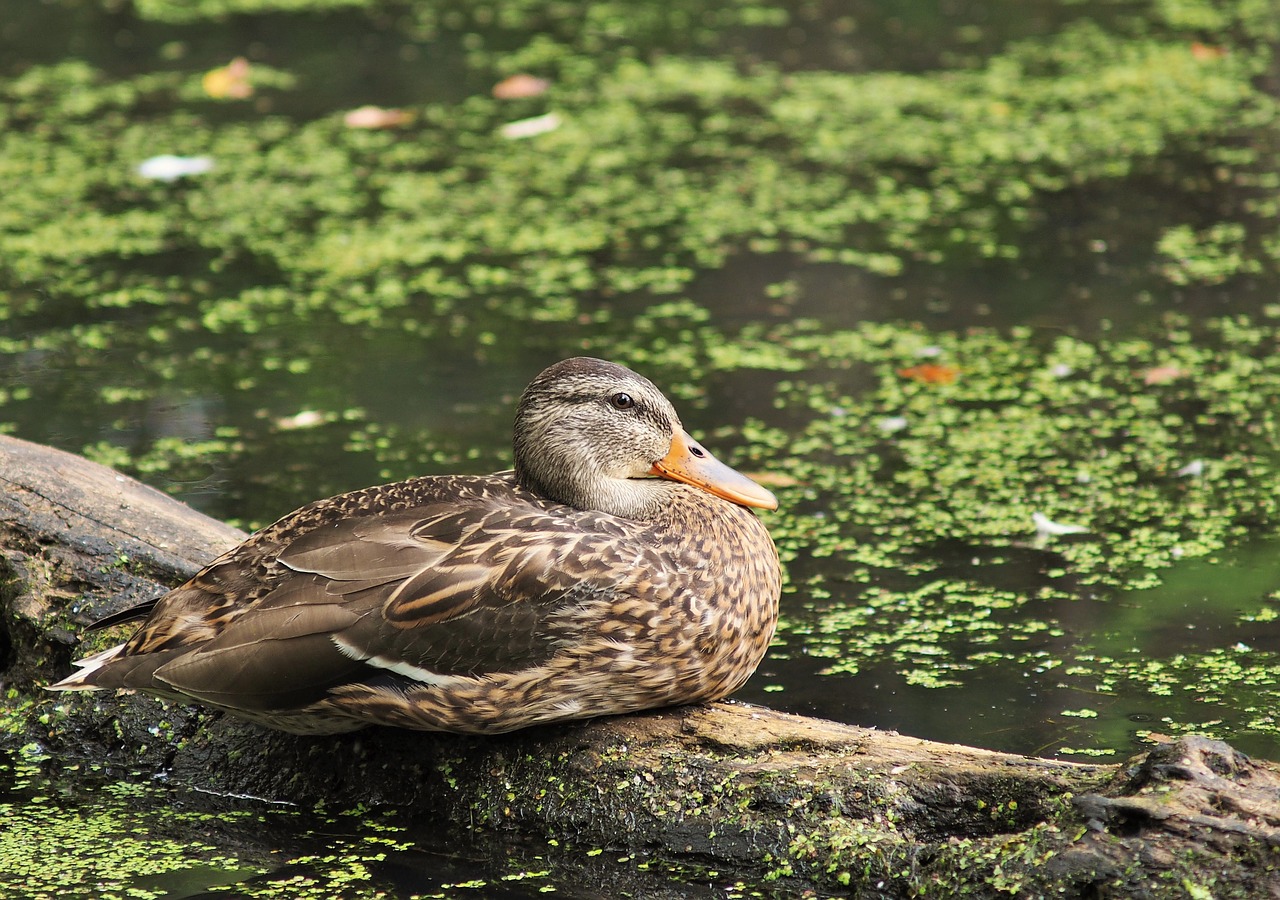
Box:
513 357 777 519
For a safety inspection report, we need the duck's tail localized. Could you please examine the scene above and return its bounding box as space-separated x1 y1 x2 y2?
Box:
46 643 126 691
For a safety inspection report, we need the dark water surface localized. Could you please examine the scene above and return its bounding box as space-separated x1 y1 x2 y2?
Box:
742 531 1280 759
2 749 801 899
4 0 1278 756
3 0 1280 894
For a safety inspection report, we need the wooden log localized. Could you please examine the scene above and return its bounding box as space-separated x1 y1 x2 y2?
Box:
2 433 1278 896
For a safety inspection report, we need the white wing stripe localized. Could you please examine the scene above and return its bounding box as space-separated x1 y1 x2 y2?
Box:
331 634 469 688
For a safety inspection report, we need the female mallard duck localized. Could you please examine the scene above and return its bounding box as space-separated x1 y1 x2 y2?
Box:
52 357 781 734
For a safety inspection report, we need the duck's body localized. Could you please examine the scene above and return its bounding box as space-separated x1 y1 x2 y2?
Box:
52 358 781 734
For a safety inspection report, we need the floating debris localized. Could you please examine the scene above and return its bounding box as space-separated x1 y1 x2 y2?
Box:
202 57 253 99
897 363 960 384
492 74 551 100
1176 459 1206 477
136 155 214 181
1141 365 1187 385
747 471 801 488
500 112 562 139
1190 42 1227 61
1032 512 1088 540
343 106 413 129
275 410 326 430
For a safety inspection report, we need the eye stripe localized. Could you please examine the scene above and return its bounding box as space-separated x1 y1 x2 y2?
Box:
535 380 673 434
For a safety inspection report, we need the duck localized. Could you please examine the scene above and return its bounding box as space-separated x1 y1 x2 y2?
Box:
51 357 782 734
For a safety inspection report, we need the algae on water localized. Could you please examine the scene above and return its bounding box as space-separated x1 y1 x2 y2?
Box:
3 0 1280 761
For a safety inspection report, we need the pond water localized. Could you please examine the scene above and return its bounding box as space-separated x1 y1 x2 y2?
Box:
2 747 795 899
3 0 1280 893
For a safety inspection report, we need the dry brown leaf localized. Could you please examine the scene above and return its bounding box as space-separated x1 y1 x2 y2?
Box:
1190 42 1226 61
203 57 253 100
1141 365 1186 385
492 74 551 100
343 106 413 129
897 363 960 385
744 471 801 488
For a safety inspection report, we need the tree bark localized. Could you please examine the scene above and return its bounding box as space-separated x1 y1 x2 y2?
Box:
2 434 1278 897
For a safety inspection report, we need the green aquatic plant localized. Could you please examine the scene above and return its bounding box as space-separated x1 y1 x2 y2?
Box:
3 0 1276 331
4 0 1280 761
739 312 1280 755
0 754 262 899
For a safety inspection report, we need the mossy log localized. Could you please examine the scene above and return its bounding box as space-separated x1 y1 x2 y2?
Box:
2 433 1279 897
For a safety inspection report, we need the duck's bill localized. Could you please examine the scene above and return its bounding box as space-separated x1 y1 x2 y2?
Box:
649 430 778 510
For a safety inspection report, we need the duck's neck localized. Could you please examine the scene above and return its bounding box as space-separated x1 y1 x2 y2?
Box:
590 477 677 520
519 468 675 521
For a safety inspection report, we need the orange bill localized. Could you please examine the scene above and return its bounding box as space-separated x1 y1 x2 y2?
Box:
649 430 778 510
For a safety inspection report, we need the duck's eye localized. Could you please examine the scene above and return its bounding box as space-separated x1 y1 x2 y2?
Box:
609 392 636 410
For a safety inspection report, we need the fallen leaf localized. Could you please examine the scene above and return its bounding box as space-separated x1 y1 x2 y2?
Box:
1141 365 1186 385
897 363 960 384
1175 459 1205 477
744 471 801 488
276 410 326 430
136 155 215 181
1032 512 1088 539
492 74 550 100
500 111 562 139
1190 42 1226 61
343 105 413 129
202 57 253 100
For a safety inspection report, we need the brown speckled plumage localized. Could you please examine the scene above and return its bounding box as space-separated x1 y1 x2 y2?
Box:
51 358 782 734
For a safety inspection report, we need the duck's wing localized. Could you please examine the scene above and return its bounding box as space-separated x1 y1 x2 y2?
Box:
148 502 654 713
